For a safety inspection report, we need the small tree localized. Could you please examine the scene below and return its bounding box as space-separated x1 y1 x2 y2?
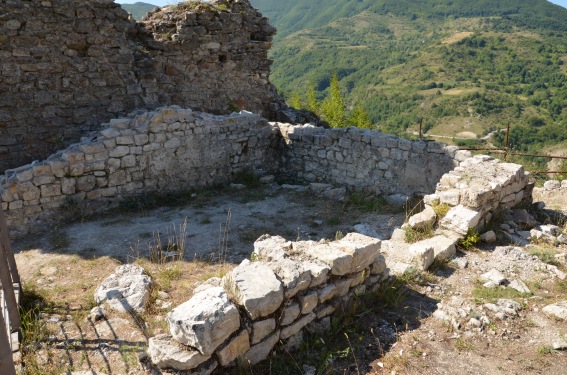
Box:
348 104 372 129
320 72 346 127
306 84 320 115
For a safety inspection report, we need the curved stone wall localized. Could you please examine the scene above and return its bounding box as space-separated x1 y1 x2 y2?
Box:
277 123 472 196
0 0 277 171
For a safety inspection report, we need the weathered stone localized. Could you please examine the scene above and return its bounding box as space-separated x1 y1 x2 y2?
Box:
251 319 276 345
439 205 482 235
302 261 329 287
480 269 507 286
148 334 211 371
216 330 250 366
252 235 290 261
280 302 301 326
332 232 381 273
94 264 152 313
481 230 497 243
509 280 531 294
167 287 240 356
543 301 567 320
268 258 311 298
298 291 318 315
298 242 353 276
408 242 434 270
242 331 280 366
412 235 457 261
370 253 387 275
280 312 316 339
408 206 437 229
224 261 284 320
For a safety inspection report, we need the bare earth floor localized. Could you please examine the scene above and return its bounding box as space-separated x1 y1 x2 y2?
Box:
10 184 567 374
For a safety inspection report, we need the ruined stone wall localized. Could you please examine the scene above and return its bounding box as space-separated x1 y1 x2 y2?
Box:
276 123 472 196
0 107 280 235
148 233 389 372
0 0 277 172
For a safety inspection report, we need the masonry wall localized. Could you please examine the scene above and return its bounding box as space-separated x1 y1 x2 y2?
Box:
0 107 280 235
0 0 277 172
148 233 389 372
277 123 472 196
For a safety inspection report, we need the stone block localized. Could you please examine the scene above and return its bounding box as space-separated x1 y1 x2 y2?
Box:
148 334 211 371
280 312 316 340
243 331 280 366
217 330 250 366
370 253 387 275
439 205 482 235
167 287 240 356
408 206 437 229
298 291 318 315
251 318 275 345
268 258 311 298
298 242 353 276
318 283 337 304
280 302 301 326
408 242 434 270
95 264 152 314
253 234 291 262
302 261 329 287
332 232 381 273
412 235 457 261
224 261 284 320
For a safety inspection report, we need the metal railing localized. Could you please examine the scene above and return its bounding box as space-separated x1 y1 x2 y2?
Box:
0 205 20 375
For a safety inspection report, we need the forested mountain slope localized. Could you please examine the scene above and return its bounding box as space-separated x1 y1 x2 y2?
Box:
251 0 567 165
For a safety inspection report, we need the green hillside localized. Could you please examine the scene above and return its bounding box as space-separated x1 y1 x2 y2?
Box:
121 2 156 20
251 0 567 167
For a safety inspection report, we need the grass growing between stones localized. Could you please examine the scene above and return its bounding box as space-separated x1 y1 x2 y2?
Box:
527 246 561 267
403 224 434 243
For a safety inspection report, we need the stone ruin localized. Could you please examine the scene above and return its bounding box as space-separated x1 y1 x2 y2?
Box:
0 0 278 172
0 0 556 372
146 233 387 372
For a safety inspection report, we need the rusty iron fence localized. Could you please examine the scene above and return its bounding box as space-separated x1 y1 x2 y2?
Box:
0 205 20 375
419 122 567 176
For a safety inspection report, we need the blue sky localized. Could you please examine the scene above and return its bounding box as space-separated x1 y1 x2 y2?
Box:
116 0 567 9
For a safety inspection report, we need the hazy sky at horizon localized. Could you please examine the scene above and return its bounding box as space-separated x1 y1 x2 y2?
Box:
116 0 567 10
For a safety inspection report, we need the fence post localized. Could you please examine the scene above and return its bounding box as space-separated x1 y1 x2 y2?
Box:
0 310 17 375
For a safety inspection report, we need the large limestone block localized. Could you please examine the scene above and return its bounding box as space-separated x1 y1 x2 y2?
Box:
253 235 291 261
408 243 434 270
268 258 311 298
332 233 381 273
408 206 437 229
148 334 211 371
298 242 353 276
242 331 280 366
167 287 240 356
224 261 284 320
94 264 152 313
412 235 457 261
217 330 250 366
439 205 482 235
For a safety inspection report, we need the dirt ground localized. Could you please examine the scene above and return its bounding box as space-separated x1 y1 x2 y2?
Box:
9 183 567 375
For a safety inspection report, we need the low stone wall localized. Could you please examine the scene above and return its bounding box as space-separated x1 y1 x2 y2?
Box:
276 123 471 196
0 107 280 235
384 155 533 273
148 233 388 372
425 155 532 234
